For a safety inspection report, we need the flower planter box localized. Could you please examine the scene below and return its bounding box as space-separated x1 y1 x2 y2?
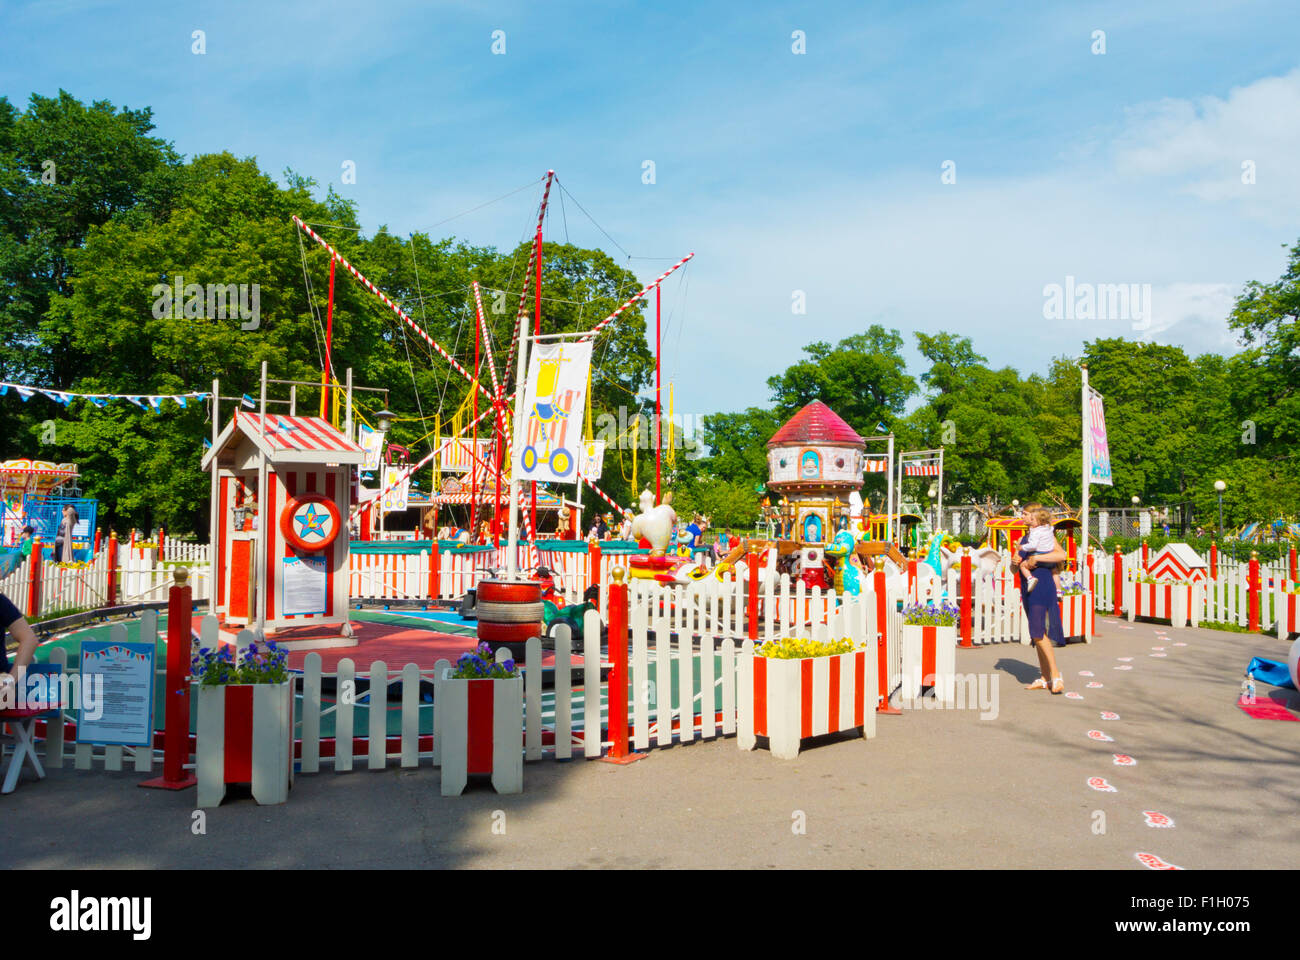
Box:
196 680 295 808
436 673 523 796
900 625 957 705
737 647 876 760
1125 581 1201 629
1059 593 1094 641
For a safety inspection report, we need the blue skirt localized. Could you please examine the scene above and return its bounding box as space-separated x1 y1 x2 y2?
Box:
1021 565 1058 639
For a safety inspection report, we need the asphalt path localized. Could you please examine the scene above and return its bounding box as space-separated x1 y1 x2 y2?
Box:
4 613 1296 870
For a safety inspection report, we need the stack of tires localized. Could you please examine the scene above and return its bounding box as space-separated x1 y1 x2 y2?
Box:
475 578 544 659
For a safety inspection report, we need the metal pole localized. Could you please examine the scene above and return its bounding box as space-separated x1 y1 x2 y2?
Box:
531 221 541 538
471 307 481 540
936 447 944 532
321 257 335 418
255 360 268 634
655 282 662 504
507 315 531 579
1217 493 1223 538
885 435 895 545
345 368 354 441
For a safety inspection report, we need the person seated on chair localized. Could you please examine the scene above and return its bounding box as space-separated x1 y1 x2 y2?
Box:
0 592 39 707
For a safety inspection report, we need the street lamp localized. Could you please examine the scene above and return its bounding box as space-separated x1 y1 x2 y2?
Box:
374 408 395 433
1214 480 1226 538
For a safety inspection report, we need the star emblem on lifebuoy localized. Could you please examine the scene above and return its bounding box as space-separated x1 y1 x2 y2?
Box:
296 503 329 539
280 493 341 552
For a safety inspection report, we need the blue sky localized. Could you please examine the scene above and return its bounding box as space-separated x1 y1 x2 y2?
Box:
3 0 1299 423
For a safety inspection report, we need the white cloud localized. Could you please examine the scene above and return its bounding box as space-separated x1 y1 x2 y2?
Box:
1113 68 1300 224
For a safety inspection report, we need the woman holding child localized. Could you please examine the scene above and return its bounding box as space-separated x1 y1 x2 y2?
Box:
1014 503 1069 694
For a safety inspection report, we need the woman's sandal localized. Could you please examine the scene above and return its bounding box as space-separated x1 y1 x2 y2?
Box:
1026 677 1049 690
1050 676 1065 694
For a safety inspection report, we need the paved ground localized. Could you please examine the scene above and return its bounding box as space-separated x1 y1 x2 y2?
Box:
4 613 1297 869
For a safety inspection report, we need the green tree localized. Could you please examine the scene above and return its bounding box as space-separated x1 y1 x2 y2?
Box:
767 326 917 435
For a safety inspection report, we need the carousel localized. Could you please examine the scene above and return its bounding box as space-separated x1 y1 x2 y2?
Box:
0 459 93 551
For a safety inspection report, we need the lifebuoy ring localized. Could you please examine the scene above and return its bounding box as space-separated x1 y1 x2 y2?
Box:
280 493 342 552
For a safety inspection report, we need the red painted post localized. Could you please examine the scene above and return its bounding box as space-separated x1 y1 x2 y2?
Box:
94 528 101 554
746 551 760 640
26 537 42 618
1113 547 1123 616
906 558 917 601
130 528 137 550
106 533 118 607
959 547 973 648
875 558 900 715
607 568 629 758
1248 551 1261 634
589 540 602 596
158 526 166 557
140 569 197 790
1142 540 1149 572
427 544 440 601
1290 545 1298 583
1087 551 1095 598
1067 531 1076 573
1209 541 1218 581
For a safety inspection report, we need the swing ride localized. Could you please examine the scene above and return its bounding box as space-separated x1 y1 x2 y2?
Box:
279 169 696 660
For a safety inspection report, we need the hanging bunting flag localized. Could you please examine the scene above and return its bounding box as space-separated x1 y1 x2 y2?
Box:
0 382 210 409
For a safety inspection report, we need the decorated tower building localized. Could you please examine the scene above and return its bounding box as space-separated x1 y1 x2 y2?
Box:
767 400 865 544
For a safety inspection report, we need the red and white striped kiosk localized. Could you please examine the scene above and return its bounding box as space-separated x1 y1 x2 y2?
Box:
203 410 364 643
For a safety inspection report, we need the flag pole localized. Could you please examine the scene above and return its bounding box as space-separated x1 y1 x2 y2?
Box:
507 316 530 580
1081 362 1090 559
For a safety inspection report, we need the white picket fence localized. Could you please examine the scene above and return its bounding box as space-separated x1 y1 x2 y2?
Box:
1091 547 1288 630
0 549 112 619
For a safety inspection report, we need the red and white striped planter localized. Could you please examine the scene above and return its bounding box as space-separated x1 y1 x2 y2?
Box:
1125 581 1201 629
738 647 875 760
1059 593 1094 640
900 624 957 704
196 681 295 807
436 673 523 796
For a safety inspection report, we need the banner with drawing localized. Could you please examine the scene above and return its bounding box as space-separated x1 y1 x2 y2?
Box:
514 340 591 485
1087 386 1113 486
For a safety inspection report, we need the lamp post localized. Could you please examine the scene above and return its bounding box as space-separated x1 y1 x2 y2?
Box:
1214 480 1225 539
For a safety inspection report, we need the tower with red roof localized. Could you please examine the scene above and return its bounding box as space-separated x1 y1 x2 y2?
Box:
767 400 865 544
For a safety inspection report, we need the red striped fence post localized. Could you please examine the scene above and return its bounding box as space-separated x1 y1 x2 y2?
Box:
1067 531 1077 573
588 540 602 596
1209 541 1218 581
140 569 197 791
157 526 166 557
1290 545 1298 583
1248 551 1261 634
26 537 42 618
959 546 973 648
427 545 440 601
106 533 118 607
875 557 900 715
1087 550 1095 598
602 567 642 764
94 528 101 554
1113 547 1123 616
1142 540 1149 572
746 551 760 640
